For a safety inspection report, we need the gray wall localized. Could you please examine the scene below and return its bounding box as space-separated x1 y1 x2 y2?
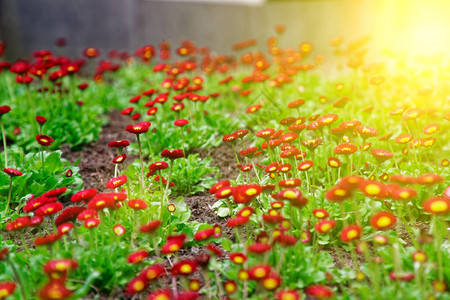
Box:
1 0 450 60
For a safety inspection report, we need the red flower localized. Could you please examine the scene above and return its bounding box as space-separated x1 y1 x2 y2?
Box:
83 47 100 58
262 273 281 290
248 242 271 254
222 133 238 143
76 209 98 221
140 220 162 234
84 217 101 229
370 211 396 230
128 250 149 264
416 173 443 185
71 188 98 203
36 134 54 146
370 148 393 163
249 264 271 280
315 220 336 234
297 160 314 171
6 216 30 231
340 224 362 242
113 224 126 236
140 264 165 282
128 199 147 210
359 180 387 199
171 260 197 276
43 259 78 280
224 280 237 294
276 289 301 300
161 234 186 254
287 99 305 109
36 115 47 124
305 284 334 299
174 119 189 126
35 202 63 217
226 216 249 227
108 140 130 148
126 122 149 134
112 154 127 164
422 197 450 215
161 149 184 160
229 252 247 265
3 168 22 176
0 282 16 299
194 228 214 241
313 208 329 219
256 128 275 140
209 180 230 194
55 206 85 225
87 194 115 210
356 125 379 138
325 186 351 202
125 275 148 295
215 186 233 199
147 289 171 300
391 187 417 200
246 104 262 113
42 187 67 198
34 232 62 246
334 142 357 155
105 174 127 189
232 184 262 203
278 178 301 188
121 107 134 115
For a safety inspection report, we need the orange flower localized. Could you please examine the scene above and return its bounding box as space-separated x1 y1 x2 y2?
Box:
340 224 362 242
325 186 351 202
422 197 450 215
229 252 247 265
334 142 357 155
395 133 413 144
315 220 336 233
128 199 147 210
370 148 393 163
359 180 387 199
262 273 281 290
416 173 443 185
287 99 305 109
249 264 271 280
317 113 338 127
305 284 334 299
128 250 149 264
246 104 262 113
391 187 417 200
328 156 342 168
423 123 440 135
313 208 329 219
402 108 423 121
370 211 396 230
297 160 314 171
276 289 301 300
356 125 379 138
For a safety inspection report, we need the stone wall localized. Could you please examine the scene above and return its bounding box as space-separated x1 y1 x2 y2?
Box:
1 0 449 59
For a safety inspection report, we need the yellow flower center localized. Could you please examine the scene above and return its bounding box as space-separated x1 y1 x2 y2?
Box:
377 216 392 228
365 184 381 195
430 200 448 213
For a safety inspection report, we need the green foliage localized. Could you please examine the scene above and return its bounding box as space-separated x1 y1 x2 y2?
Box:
0 146 82 213
170 153 220 196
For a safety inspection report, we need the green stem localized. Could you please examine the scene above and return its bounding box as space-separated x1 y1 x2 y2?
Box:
0 119 8 168
136 135 145 192
8 259 27 299
5 176 12 214
19 232 32 257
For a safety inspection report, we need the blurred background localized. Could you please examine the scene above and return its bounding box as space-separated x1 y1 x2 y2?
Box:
1 0 450 59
